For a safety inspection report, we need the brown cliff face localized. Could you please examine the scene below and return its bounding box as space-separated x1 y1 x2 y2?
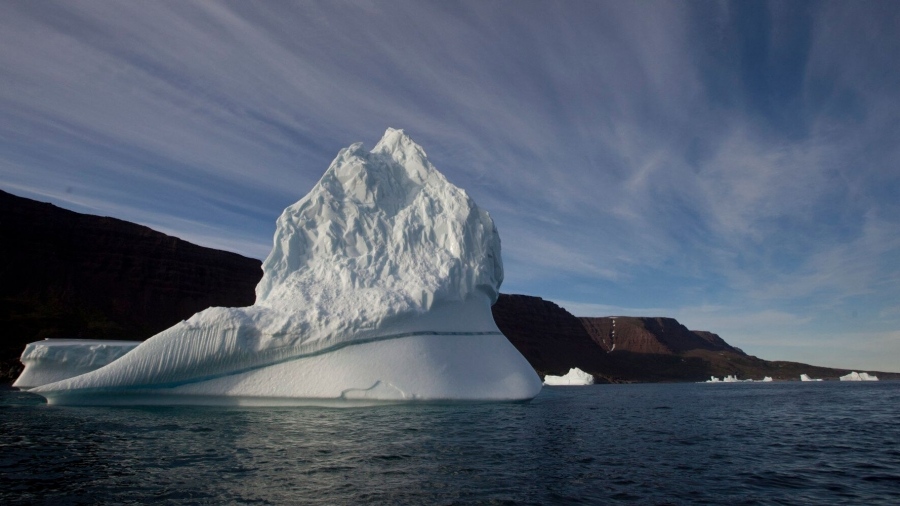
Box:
579 317 745 355
0 189 263 380
490 296 718 382
492 295 899 382
692 330 744 355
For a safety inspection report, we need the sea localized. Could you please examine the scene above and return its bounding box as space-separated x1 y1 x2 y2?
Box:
2 381 899 505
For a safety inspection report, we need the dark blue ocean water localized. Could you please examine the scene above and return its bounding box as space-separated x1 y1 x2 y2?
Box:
2 381 899 505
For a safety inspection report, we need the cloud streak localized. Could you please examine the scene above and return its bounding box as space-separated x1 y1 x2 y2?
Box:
1 1 898 371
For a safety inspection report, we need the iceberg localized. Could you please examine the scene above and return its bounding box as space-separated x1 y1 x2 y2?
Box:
25 128 542 405
800 374 822 382
13 339 141 389
703 375 764 383
543 368 595 386
717 375 746 383
839 371 879 381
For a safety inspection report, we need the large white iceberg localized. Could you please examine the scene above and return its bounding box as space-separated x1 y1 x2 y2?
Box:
839 371 879 381
543 368 595 386
26 129 542 405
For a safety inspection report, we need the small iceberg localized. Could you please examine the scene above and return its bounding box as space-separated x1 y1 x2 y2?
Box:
705 375 748 383
839 371 879 381
543 368 595 386
800 374 823 382
704 375 771 383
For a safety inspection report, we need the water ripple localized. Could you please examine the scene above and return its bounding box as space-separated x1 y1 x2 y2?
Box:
2 382 900 504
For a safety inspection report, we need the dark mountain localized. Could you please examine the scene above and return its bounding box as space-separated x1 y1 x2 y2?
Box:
4 189 896 383
0 189 262 380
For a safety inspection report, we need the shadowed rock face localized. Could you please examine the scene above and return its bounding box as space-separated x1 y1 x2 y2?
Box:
0 189 262 381
490 294 609 376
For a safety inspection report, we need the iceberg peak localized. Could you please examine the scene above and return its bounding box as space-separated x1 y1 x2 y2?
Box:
372 128 431 181
255 128 503 314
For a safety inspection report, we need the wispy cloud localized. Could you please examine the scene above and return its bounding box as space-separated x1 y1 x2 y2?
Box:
1 1 898 371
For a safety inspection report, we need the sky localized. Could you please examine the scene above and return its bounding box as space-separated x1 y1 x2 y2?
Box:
1 1 899 372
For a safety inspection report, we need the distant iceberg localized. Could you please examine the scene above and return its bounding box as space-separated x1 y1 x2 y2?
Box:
22 129 542 405
800 374 823 382
705 375 746 383
839 371 879 382
543 368 595 386
704 375 770 383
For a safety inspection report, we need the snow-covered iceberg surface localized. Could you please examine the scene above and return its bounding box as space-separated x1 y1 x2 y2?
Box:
13 339 141 389
543 368 595 386
28 129 542 405
839 371 879 381
800 374 822 382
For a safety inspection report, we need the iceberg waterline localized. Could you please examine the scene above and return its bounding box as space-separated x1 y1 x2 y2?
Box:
25 129 542 404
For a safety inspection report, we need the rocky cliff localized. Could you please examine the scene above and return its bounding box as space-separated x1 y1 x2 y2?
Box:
0 189 261 380
579 316 744 355
492 295 899 382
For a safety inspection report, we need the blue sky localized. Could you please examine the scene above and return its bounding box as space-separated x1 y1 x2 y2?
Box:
2 1 898 372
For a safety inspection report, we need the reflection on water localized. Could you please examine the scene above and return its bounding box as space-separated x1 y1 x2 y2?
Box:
2 382 899 504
